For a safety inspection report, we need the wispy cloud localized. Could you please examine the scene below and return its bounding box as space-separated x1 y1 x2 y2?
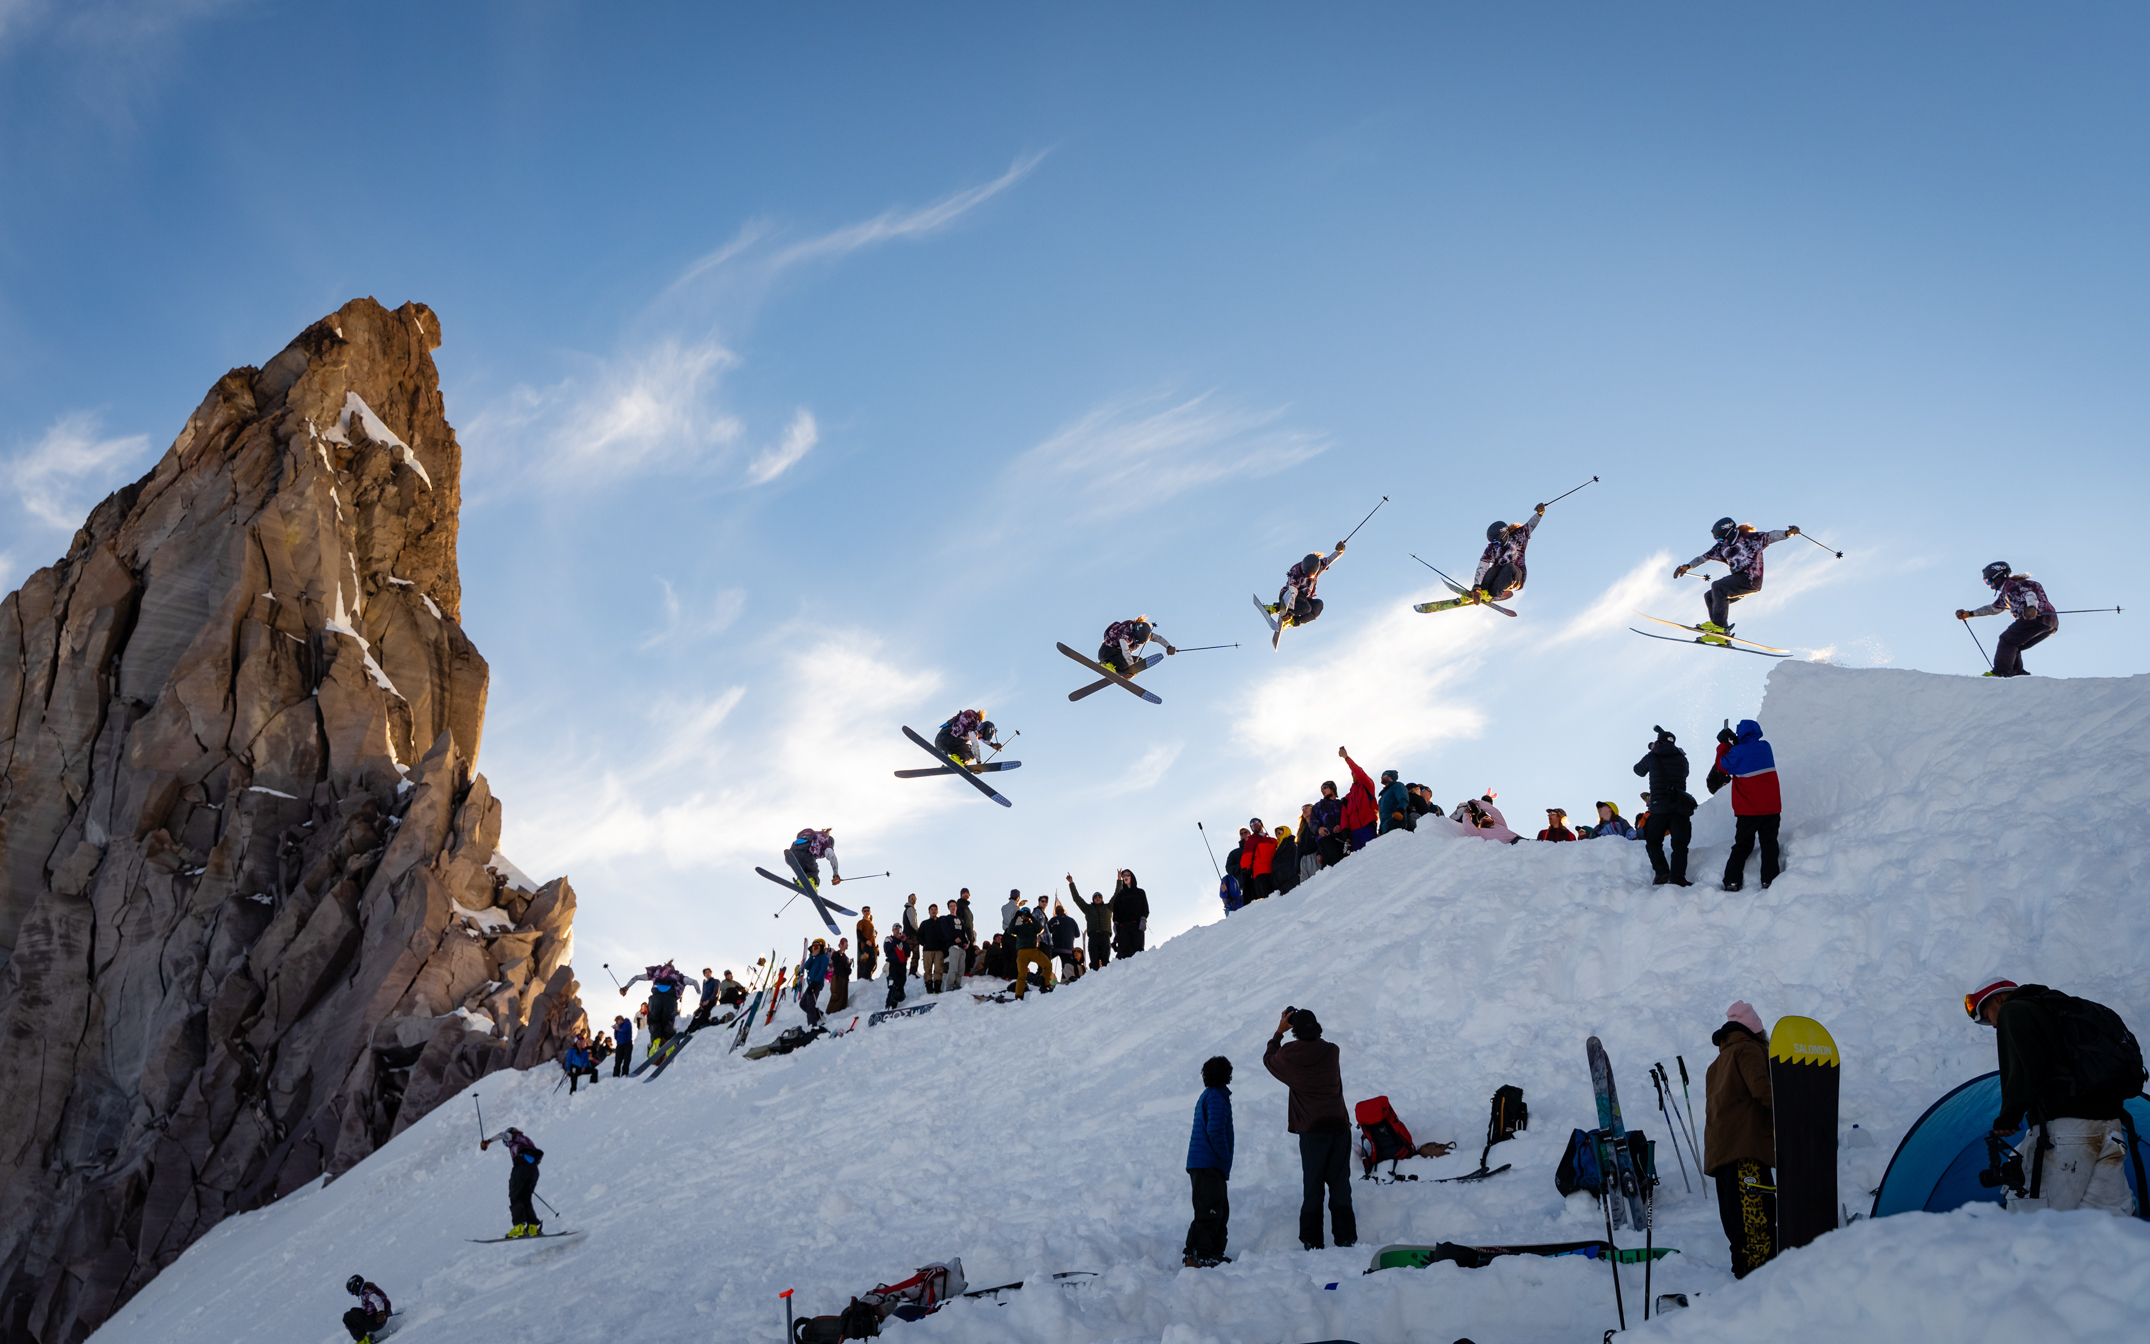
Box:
639 581 747 650
746 410 818 485
1542 550 1679 646
467 338 744 483
998 391 1330 532
7 410 151 529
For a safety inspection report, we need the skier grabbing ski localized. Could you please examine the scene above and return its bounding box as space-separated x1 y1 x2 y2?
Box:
785 827 842 890
1955 562 2059 678
342 1276 391 1343
1262 543 1346 632
933 709 1004 768
1673 517 1801 644
478 1125 546 1238
1098 616 1176 673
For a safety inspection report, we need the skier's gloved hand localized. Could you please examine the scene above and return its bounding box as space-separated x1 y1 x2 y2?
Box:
1535 503 1546 514
1955 609 1972 621
1787 525 1800 534
1674 565 1689 578
1165 645 1177 655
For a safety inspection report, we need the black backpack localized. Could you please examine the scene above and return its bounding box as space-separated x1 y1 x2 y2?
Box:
2021 987 2148 1113
1486 1085 1527 1147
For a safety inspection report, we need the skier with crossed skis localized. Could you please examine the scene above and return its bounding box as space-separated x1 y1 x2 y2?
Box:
786 827 842 892
1674 516 1802 645
1098 615 1177 674
934 708 1005 768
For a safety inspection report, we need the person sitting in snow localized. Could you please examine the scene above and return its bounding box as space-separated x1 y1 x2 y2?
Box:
1704 1002 1777 1278
1965 979 2139 1217
342 1275 391 1343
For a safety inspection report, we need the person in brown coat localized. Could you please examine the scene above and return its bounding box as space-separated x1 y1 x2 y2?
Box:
1704 1000 1777 1278
1262 1007 1357 1250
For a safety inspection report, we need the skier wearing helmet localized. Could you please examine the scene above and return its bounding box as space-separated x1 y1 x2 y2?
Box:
1263 543 1347 630
1472 503 1549 603
1955 562 2059 678
342 1275 391 1342
785 827 841 891
1674 516 1800 645
1098 615 1177 674
934 708 1003 768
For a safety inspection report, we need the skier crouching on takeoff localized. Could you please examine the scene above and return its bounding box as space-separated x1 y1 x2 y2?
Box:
342 1275 391 1343
1674 517 1800 645
1264 543 1345 629
478 1125 546 1238
786 826 841 891
1474 503 1547 603
1956 562 2059 678
1098 615 1176 673
934 708 1004 768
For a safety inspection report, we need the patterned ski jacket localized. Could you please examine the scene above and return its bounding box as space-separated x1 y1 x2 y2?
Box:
353 1283 392 1320
1473 512 1542 589
1970 576 2056 622
1719 719 1781 816
485 1128 544 1165
792 828 836 860
942 709 987 740
1286 550 1339 599
1685 527 1792 584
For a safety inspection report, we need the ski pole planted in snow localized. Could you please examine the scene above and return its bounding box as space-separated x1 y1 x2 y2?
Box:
1960 618 1992 672
1339 495 1388 547
780 1289 793 1340
1543 475 1599 508
1650 1069 1691 1192
1196 822 1222 879
1796 530 1844 558
1597 1135 1626 1331
472 1095 486 1145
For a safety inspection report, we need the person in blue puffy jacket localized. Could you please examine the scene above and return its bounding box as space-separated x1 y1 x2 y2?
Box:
1184 1056 1235 1267
1720 719 1781 891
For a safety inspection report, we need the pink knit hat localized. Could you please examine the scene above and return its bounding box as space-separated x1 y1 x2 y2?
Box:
1726 1001 1766 1037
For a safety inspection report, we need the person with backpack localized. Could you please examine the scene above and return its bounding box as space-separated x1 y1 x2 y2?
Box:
1067 876 1114 970
1720 719 1782 891
1264 1007 1357 1251
1110 870 1149 958
1098 614 1178 674
882 930 909 1010
1966 979 2143 1216
1262 542 1347 631
1704 1001 1777 1278
1956 562 2061 678
342 1275 391 1342
1674 517 1801 645
784 826 843 893
1008 899 1054 998
619 961 690 1058
478 1125 546 1238
1184 1056 1235 1268
1632 728 1695 886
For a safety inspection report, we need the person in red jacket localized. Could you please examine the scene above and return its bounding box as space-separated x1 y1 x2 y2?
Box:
1536 808 1577 841
1719 718 1781 891
1337 748 1379 851
1244 820 1279 900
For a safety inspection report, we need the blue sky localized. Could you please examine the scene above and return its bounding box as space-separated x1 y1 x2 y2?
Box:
4 3 2145 982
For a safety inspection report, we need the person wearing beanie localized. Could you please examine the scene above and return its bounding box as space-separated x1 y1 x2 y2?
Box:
1632 730 1694 885
1704 1001 1777 1278
1377 770 1410 836
1183 1056 1236 1268
1967 979 2138 1216
1263 1006 1357 1251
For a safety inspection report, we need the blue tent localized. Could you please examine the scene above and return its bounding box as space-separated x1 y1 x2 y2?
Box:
1871 1071 2150 1218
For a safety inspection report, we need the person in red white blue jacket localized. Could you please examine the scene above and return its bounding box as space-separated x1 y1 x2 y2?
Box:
1720 719 1780 892
1956 562 2059 678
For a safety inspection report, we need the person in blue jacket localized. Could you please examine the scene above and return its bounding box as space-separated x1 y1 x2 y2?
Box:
1376 771 1411 835
1184 1056 1235 1267
800 939 831 1027
610 1015 634 1076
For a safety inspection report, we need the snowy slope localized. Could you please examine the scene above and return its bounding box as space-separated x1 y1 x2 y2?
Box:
92 664 2150 1344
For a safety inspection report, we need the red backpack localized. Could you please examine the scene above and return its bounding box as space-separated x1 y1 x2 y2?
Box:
1354 1096 1417 1177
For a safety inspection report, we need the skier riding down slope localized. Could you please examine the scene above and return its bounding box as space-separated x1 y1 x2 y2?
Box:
1098 615 1177 674
1674 517 1801 645
478 1125 546 1238
1473 505 1546 604
1955 562 2060 678
619 961 690 1056
1966 979 2140 1216
342 1276 391 1343
933 709 1003 769
1264 543 1346 629
785 827 841 891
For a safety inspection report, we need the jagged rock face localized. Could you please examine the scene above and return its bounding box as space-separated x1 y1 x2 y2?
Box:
0 299 586 1343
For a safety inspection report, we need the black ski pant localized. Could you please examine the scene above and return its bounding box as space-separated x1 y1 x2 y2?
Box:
784 848 822 890
567 1065 597 1093
1644 811 1691 882
648 999 678 1052
800 979 824 1026
1297 1131 1357 1249
1724 813 1781 888
1087 932 1111 970
1706 574 1761 629
1715 1161 1777 1278
1992 613 2058 677
508 1159 540 1228
1479 559 1519 596
885 965 907 1010
1281 593 1323 626
611 1045 631 1076
1185 1167 1230 1261
859 944 877 979
933 727 972 764
344 1307 388 1340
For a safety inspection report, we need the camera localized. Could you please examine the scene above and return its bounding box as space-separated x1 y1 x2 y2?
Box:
1978 1136 2026 1196
1652 725 1676 745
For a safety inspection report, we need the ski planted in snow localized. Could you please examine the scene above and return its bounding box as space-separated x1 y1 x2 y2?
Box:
893 761 1021 778
869 1002 939 1026
1588 1036 1648 1230
1069 651 1164 703
753 866 856 936
1055 643 1162 704
900 726 1012 807
1768 1015 1841 1251
729 951 777 1054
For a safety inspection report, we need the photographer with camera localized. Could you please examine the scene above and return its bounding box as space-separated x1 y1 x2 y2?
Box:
1966 979 2144 1216
1263 1006 1356 1251
1632 726 1696 886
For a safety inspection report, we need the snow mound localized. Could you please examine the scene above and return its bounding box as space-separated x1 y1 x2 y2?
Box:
91 664 2150 1344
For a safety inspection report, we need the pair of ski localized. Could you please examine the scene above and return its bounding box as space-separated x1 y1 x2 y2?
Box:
468 1230 581 1244
1629 612 1790 658
728 951 780 1054
1412 567 1517 618
754 865 858 936
892 726 1016 807
868 1001 938 1025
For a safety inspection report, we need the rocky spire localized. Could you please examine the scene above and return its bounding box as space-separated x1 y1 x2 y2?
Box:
0 299 585 1341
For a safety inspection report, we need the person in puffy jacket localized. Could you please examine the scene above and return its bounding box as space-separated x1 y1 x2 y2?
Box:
1110 871 1149 957
1720 719 1781 891
1586 801 1634 839
1967 979 2138 1217
561 1037 597 1093
1704 1002 1776 1278
1244 821 1278 901
1377 771 1411 835
1311 787 1345 867
1536 808 1577 842
610 1015 634 1077
1632 732 1693 886
1184 1056 1235 1267
1337 749 1379 851
1067 876 1114 969
1270 827 1299 895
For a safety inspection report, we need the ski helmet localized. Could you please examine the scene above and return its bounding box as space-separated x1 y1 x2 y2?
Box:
979 720 997 740
1710 516 1737 541
1486 521 1509 543
1130 620 1152 643
346 1276 365 1296
1982 561 2011 589
1301 552 1322 574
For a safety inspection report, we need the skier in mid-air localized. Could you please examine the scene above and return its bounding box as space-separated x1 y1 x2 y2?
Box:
933 709 1004 767
1262 543 1346 632
619 961 690 1057
1674 517 1801 644
1097 615 1177 673
1955 562 2059 678
1420 505 1547 612
785 827 842 891
477 1125 546 1238
342 1275 391 1342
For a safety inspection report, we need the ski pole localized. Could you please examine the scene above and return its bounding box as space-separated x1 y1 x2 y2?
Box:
781 1289 793 1342
1196 822 1222 879
1597 1136 1625 1332
773 891 801 919
473 1095 486 1145
1543 475 1598 508
840 871 893 880
1650 1069 1691 1192
1796 530 1843 558
534 1190 559 1218
1961 618 1992 672
1408 555 1464 589
1654 1064 1699 1180
600 962 623 990
1171 643 1240 653
1338 495 1388 547
1644 1167 1655 1320
983 729 1019 764
1676 1056 1708 1198
2054 606 2123 615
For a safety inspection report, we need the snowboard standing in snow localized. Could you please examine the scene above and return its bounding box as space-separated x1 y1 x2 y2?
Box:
1589 1037 1648 1229
1768 1015 1841 1250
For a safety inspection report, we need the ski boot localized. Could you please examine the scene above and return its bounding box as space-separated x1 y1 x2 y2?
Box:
1696 620 1732 647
